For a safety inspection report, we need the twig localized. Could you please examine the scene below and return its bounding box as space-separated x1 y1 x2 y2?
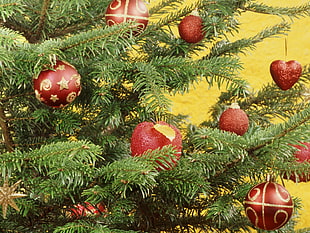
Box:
0 106 14 152
30 0 51 43
0 92 34 103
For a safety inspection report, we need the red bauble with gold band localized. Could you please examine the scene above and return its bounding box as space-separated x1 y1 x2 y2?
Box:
33 60 81 108
244 181 294 230
105 0 149 34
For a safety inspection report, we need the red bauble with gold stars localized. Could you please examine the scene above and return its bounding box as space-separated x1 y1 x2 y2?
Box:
105 0 149 34
270 60 302 90
244 181 294 231
33 60 81 108
219 103 249 136
178 11 205 43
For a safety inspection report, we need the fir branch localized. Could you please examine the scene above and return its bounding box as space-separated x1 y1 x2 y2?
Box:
54 220 138 233
0 27 24 49
200 57 248 96
243 2 310 19
143 56 245 95
0 46 13 73
195 106 310 178
0 141 102 176
101 146 179 198
151 1 202 29
148 0 185 15
2 20 32 42
0 0 20 22
51 13 105 38
0 2 18 7
0 27 20 72
133 61 172 112
0 92 34 103
205 22 291 58
10 141 102 190
53 220 98 233
60 22 136 51
26 140 102 164
247 105 310 154
188 127 249 179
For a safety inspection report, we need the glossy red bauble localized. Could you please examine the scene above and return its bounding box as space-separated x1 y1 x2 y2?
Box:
287 142 310 182
219 103 249 136
270 60 302 90
105 0 149 34
178 14 205 43
33 60 81 108
130 121 182 170
244 181 294 230
69 202 106 219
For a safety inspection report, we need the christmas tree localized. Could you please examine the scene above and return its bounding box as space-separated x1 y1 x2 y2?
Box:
0 0 310 232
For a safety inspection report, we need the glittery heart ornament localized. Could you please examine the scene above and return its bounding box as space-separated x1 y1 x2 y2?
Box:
270 60 302 90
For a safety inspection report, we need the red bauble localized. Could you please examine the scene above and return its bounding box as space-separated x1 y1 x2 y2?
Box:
219 103 249 136
69 202 106 219
33 60 81 108
178 13 205 43
130 121 182 170
270 60 302 90
244 181 294 230
105 0 149 34
287 142 310 182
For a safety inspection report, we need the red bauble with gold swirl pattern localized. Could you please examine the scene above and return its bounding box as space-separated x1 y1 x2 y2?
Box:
33 60 81 108
244 181 294 230
105 0 149 34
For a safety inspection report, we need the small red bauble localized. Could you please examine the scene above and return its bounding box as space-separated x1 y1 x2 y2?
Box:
33 60 81 108
105 0 149 34
69 202 106 219
130 121 182 170
178 12 205 43
219 103 249 136
244 181 294 230
270 60 302 90
287 142 310 182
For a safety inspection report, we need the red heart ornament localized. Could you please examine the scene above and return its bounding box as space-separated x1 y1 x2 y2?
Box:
270 60 302 90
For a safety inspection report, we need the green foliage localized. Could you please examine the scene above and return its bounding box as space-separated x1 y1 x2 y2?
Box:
0 0 309 232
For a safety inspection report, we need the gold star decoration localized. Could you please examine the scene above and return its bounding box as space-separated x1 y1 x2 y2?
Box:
57 77 69 90
56 65 65 70
0 178 27 218
50 94 59 102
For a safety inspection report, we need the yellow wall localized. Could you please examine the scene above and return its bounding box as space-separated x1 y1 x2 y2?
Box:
168 0 310 230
